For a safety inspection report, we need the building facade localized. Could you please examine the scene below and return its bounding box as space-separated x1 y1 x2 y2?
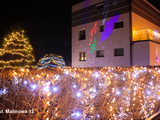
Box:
72 0 160 67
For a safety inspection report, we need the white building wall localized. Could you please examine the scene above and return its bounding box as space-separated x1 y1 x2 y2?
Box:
149 42 160 66
72 12 131 67
132 41 160 66
132 42 149 66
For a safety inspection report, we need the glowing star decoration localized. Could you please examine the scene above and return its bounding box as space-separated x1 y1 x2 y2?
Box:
101 15 120 42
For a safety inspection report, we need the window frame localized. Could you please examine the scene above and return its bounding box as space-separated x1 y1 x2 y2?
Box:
96 50 104 57
114 21 124 29
114 48 124 56
99 25 104 32
79 30 86 40
80 52 87 61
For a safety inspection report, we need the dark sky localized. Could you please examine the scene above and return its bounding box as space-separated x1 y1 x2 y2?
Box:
0 0 159 66
0 1 71 65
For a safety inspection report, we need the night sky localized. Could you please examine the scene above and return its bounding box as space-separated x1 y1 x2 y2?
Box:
0 0 159 66
0 1 71 65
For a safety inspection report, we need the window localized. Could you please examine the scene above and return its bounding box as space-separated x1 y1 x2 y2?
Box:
114 21 123 29
96 50 104 57
79 30 86 40
114 48 124 56
80 52 86 61
100 25 104 32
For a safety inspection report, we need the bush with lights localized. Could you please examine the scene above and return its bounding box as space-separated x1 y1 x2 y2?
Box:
0 67 160 119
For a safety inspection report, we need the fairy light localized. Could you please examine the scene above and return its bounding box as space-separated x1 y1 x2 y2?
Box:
72 84 77 89
65 70 69 75
71 111 82 119
76 91 82 98
93 72 99 78
0 88 8 96
43 86 50 93
55 74 60 80
30 84 37 91
0 67 160 119
116 90 121 96
52 86 58 93
146 89 152 96
96 114 100 118
0 30 35 68
23 80 28 85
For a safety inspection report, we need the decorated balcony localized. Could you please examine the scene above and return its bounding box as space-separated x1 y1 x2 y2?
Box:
133 29 160 41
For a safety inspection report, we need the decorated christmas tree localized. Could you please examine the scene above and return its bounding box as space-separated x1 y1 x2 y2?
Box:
0 29 35 69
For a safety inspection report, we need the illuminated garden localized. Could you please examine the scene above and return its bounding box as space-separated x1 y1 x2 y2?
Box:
1 66 160 120
0 29 160 120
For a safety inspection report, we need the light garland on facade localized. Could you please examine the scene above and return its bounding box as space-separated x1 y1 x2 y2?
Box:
133 29 160 41
0 30 35 68
0 66 160 119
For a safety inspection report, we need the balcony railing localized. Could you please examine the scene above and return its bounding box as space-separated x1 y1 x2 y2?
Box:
132 29 160 41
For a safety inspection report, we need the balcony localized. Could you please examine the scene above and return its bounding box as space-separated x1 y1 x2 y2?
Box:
132 29 160 41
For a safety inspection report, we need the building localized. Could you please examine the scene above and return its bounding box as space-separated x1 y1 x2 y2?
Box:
72 0 160 67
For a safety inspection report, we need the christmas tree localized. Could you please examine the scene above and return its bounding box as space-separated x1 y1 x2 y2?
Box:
0 29 35 69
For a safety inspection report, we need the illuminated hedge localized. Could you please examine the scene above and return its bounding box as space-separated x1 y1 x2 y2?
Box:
0 67 160 120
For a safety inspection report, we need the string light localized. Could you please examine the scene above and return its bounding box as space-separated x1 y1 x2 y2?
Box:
0 67 160 119
52 86 58 93
30 84 37 91
0 88 8 96
71 111 82 119
0 30 35 69
76 91 82 98
72 84 77 89
23 80 28 85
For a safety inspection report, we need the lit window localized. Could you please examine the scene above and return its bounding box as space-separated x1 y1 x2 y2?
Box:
114 21 123 29
79 30 86 40
114 48 124 56
80 52 86 61
100 25 104 32
96 50 104 57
